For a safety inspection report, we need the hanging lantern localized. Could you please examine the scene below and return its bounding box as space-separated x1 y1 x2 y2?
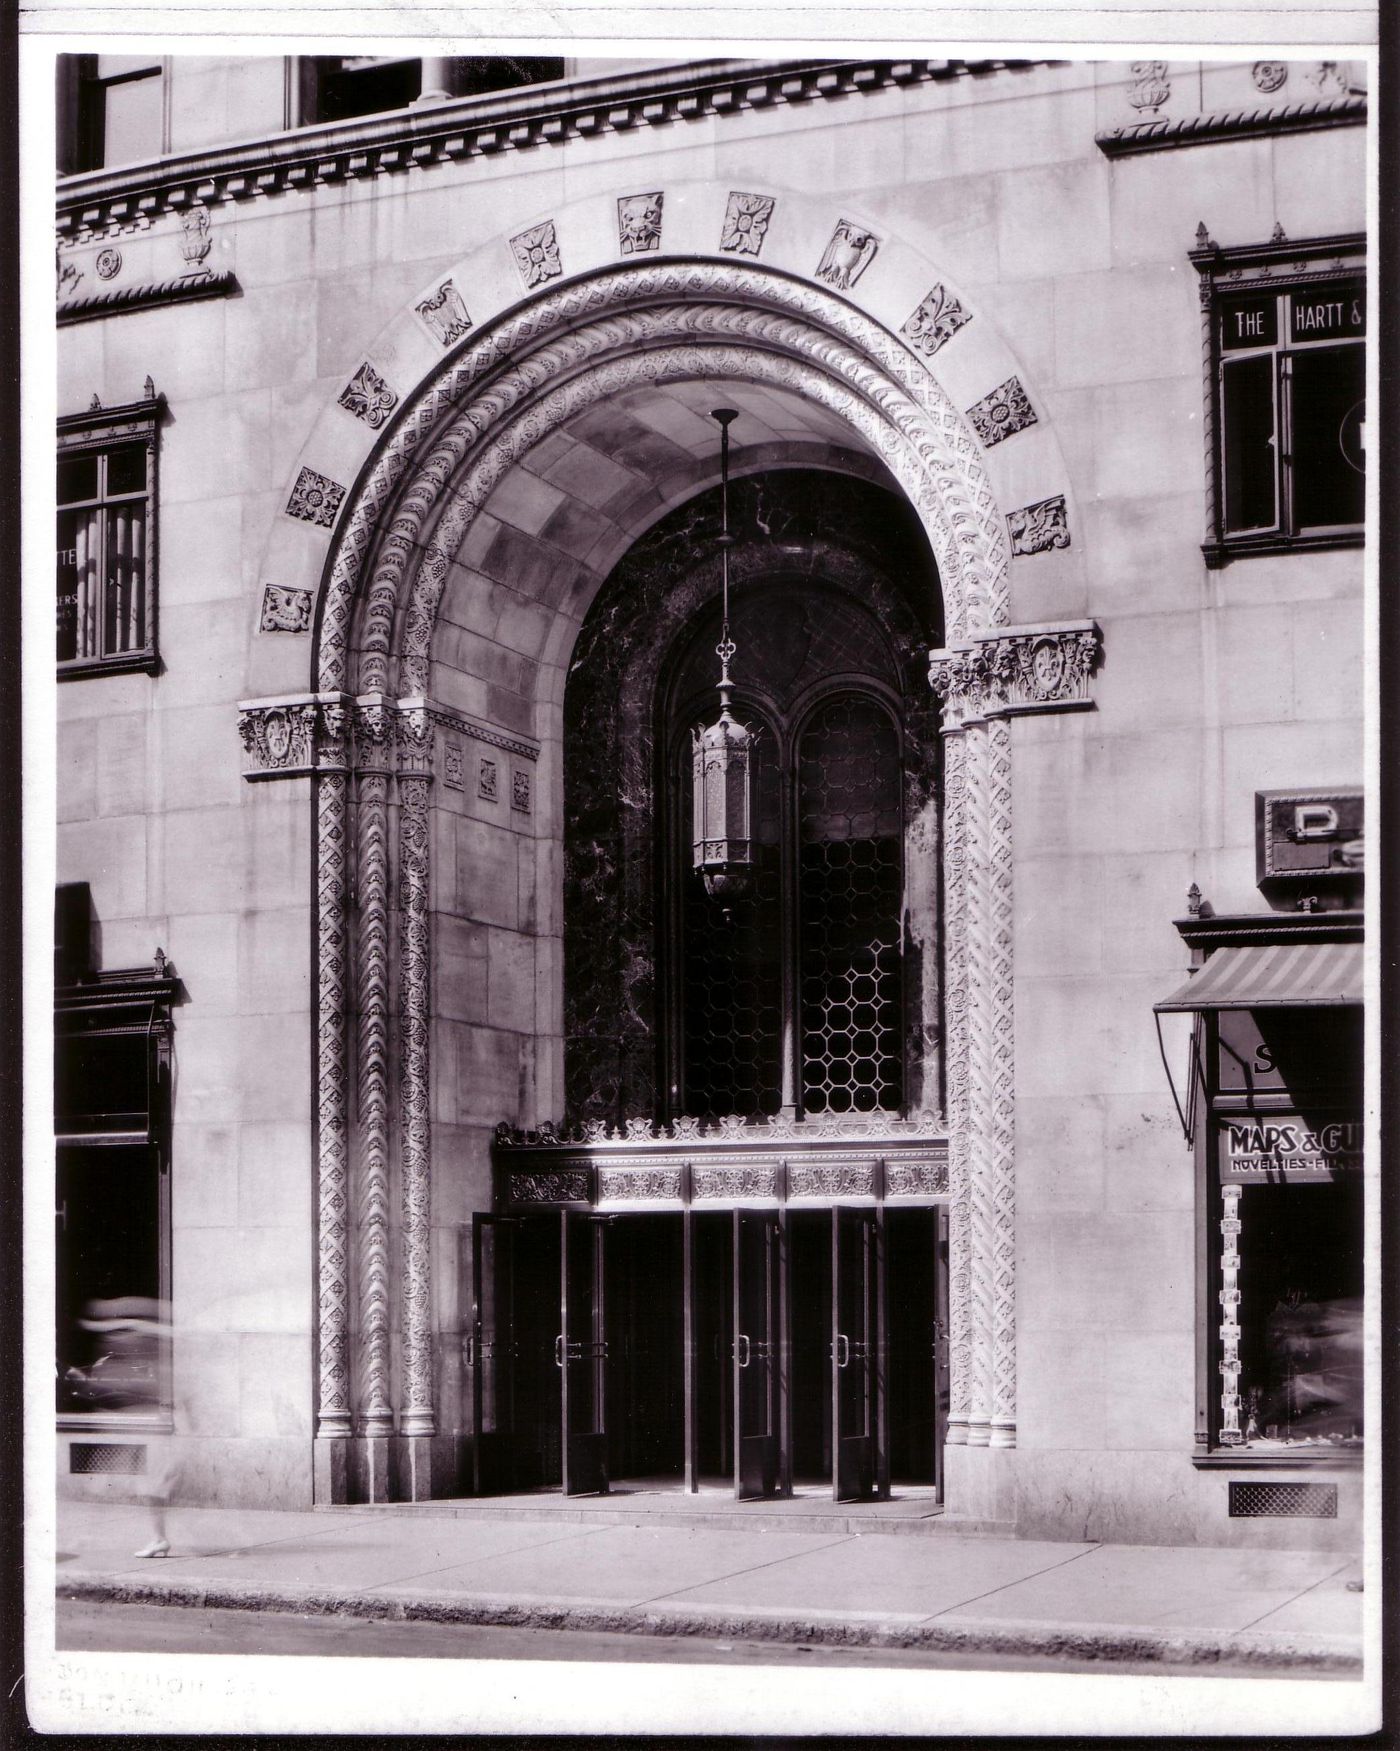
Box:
691 409 755 902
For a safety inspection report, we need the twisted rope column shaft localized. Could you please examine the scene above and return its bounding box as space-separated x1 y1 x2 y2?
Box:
397 759 435 1437
355 761 394 1436
986 713 1017 1448
963 718 994 1448
941 729 972 1444
314 762 352 1438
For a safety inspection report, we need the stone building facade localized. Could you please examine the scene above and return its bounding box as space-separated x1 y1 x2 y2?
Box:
52 53 1370 1548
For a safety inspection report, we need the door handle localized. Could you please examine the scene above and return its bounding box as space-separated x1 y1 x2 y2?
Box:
736 1333 751 1369
834 1332 850 1369
465 1332 475 1367
554 1334 565 1369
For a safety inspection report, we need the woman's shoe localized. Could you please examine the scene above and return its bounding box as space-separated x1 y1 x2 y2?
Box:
134 1538 170 1558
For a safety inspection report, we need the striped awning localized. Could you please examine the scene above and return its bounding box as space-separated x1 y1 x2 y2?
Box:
1154 940 1363 1012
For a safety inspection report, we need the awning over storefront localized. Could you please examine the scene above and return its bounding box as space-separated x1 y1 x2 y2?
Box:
1154 939 1364 1012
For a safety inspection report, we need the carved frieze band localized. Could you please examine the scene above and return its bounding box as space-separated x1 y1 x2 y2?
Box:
929 622 1102 727
239 695 539 782
597 1166 685 1202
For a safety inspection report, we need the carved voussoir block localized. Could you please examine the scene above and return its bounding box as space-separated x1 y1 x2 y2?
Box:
720 191 774 256
966 376 1037 448
339 360 398 430
1006 494 1070 556
260 584 313 633
510 220 561 288
617 191 663 254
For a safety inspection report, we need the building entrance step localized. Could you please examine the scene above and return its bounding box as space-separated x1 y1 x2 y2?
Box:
317 1482 969 1538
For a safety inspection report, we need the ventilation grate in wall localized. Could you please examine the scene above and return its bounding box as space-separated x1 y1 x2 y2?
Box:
69 1442 146 1476
1229 1481 1337 1519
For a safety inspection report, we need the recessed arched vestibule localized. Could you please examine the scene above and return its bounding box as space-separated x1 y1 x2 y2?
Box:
237 190 1102 1509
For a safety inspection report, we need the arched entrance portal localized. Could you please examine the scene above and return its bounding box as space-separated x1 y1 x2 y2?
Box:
238 211 1098 1507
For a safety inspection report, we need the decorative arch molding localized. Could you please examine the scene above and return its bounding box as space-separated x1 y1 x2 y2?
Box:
307 256 1021 706
237 180 1102 1500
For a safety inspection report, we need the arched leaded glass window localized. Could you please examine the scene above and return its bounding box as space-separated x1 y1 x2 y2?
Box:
666 583 906 1120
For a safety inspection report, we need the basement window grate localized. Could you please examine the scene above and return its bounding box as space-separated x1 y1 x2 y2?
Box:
1229 1481 1337 1519
69 1442 146 1476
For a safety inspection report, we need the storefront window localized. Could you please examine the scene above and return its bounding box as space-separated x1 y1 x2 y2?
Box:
1209 1006 1363 1454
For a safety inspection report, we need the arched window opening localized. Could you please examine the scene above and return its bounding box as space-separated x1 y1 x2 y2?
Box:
663 579 906 1122
562 468 941 1134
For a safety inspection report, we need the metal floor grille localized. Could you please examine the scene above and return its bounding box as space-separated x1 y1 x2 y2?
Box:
1229 1480 1337 1519
69 1442 146 1476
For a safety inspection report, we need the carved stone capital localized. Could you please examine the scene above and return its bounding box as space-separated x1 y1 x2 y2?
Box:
395 701 435 778
354 696 396 772
239 693 356 779
930 621 1102 724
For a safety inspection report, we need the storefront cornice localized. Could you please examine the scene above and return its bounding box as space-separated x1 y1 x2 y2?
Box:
1172 910 1364 955
55 58 1043 243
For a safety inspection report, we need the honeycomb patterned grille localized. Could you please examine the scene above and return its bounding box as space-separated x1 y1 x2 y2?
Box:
1228 1481 1338 1519
682 719 783 1118
69 1442 146 1475
798 697 903 1115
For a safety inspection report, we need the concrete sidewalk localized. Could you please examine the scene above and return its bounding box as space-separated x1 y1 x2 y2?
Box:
54 1499 1364 1673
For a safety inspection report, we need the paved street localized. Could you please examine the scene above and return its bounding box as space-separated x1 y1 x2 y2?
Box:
53 1497 1364 1675
58 1599 1329 1676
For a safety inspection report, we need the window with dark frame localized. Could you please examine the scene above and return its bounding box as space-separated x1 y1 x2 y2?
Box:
1193 231 1366 567
298 55 568 125
58 55 166 174
58 389 162 679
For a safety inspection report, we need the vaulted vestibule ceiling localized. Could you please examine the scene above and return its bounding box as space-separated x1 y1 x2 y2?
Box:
427 373 898 723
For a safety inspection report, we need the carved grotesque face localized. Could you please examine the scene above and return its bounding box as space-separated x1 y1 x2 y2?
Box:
619 196 661 246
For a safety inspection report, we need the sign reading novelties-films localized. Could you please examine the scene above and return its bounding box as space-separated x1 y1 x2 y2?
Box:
1222 1116 1362 1183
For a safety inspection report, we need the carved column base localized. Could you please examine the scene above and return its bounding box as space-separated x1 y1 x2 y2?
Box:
353 1435 394 1504
942 1442 1018 1528
965 1416 992 1449
312 1435 351 1505
989 1418 1017 1450
395 1434 438 1502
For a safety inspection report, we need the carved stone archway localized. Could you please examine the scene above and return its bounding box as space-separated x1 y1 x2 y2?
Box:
240 230 1101 1503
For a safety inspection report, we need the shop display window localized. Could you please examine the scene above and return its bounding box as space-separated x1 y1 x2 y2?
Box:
1205 1005 1363 1457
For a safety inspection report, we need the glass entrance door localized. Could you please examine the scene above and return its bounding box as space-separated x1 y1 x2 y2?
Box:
470 1212 561 1492
561 1211 608 1495
832 1206 887 1501
732 1209 786 1499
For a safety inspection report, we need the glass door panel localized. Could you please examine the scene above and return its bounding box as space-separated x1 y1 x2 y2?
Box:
470 1214 515 1494
833 1205 885 1501
733 1209 782 1499
561 1211 608 1495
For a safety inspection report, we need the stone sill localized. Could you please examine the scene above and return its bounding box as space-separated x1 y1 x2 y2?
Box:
1192 1449 1363 1470
1202 530 1364 569
58 1415 174 1435
58 652 159 683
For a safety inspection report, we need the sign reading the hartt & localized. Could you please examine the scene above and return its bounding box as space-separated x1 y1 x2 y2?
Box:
1223 1117 1362 1183
1290 286 1365 342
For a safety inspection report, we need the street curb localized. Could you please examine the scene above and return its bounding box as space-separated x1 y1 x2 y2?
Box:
58 1575 1363 1673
